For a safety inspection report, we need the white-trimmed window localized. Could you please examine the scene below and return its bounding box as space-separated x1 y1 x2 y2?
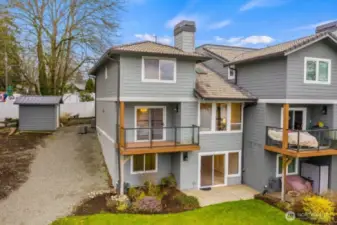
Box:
105 66 108 79
304 57 331 84
228 66 236 80
142 57 176 83
131 153 157 174
228 151 240 176
276 154 298 177
199 102 243 133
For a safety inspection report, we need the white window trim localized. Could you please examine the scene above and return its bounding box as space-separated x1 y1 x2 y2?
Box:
276 154 298 177
198 102 244 134
304 57 331 85
141 56 177 83
228 66 235 80
197 150 241 189
104 66 108 79
134 106 167 142
280 107 307 130
130 154 158 175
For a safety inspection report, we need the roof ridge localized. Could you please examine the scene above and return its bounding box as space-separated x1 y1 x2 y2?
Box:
198 43 258 50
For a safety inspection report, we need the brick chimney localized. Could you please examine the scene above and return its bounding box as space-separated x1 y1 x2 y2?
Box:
316 21 337 36
174 20 196 52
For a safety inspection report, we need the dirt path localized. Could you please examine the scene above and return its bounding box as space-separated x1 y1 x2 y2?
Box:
0 127 109 225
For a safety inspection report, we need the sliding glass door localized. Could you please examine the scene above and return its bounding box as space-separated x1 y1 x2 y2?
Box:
200 154 226 187
136 107 165 141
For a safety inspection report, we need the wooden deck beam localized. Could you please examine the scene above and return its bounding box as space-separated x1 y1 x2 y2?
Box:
264 145 337 158
120 144 200 155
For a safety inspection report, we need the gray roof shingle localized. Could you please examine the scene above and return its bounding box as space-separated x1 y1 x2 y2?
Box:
195 64 256 101
14 96 63 105
201 45 256 62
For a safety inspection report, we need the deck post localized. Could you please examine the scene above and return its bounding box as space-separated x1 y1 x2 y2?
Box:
281 103 289 202
281 155 293 201
119 101 125 195
282 103 289 150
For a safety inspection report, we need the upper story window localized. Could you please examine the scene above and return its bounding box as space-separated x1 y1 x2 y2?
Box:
142 57 176 83
199 102 243 133
228 66 236 80
304 57 331 84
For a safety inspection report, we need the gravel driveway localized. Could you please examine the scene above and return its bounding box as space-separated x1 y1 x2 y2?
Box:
0 126 109 225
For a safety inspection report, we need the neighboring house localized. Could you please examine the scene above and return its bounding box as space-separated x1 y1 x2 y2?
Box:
90 21 256 191
91 19 337 194
225 21 337 193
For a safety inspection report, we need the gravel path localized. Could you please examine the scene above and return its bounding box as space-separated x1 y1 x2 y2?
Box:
0 127 109 225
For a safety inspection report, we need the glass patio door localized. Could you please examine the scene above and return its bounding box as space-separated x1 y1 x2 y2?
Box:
136 107 164 141
200 154 226 187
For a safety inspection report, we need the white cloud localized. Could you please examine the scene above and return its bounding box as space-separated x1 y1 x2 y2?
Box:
166 14 200 28
208 20 231 30
134 33 172 45
290 20 335 31
214 35 274 46
240 0 287 12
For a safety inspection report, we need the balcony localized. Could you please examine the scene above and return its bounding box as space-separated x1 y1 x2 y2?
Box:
265 126 337 157
119 125 200 155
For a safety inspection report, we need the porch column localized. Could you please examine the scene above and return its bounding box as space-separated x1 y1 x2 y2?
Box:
281 103 289 201
119 101 125 195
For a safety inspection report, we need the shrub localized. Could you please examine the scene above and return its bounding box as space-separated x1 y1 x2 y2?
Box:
144 181 161 197
161 174 177 188
302 195 335 223
60 112 71 124
276 201 291 211
132 196 162 213
127 187 146 202
116 202 129 212
174 194 200 209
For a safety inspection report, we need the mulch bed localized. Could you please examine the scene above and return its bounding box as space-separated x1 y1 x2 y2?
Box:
0 130 48 200
73 187 197 216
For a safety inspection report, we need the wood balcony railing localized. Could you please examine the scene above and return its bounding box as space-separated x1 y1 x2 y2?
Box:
118 125 200 155
265 126 337 157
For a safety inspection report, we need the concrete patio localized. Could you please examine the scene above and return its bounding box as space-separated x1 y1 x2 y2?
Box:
183 185 259 207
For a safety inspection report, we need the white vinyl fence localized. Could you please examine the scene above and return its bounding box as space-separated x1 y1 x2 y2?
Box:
0 101 95 121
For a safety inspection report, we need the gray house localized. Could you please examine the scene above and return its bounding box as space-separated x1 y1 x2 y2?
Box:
92 19 337 194
91 20 256 191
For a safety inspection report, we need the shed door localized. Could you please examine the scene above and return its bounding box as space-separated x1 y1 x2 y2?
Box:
19 105 57 131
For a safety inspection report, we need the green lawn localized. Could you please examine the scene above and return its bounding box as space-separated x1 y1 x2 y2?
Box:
52 199 309 225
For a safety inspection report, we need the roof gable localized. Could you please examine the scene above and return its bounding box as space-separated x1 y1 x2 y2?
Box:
226 32 337 65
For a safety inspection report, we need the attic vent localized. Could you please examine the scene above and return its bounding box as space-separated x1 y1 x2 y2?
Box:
195 67 207 74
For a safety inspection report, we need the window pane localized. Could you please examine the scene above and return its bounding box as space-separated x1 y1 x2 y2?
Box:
318 61 329 82
200 103 212 131
288 159 296 173
228 152 239 175
215 103 227 131
145 154 156 171
278 156 282 175
306 60 316 81
144 59 159 80
133 155 144 172
160 60 174 80
231 103 242 130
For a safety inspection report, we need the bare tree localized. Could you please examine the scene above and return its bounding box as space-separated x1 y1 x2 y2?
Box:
6 0 121 95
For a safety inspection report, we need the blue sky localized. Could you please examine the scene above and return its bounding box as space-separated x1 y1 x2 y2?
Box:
118 0 337 48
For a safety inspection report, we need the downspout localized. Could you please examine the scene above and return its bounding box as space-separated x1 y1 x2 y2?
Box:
106 54 122 194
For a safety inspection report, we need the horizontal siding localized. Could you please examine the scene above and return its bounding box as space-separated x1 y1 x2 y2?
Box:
96 101 116 140
200 133 242 151
286 40 337 99
175 31 195 52
237 58 287 99
96 60 118 98
19 105 56 131
120 56 196 98
124 153 172 186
